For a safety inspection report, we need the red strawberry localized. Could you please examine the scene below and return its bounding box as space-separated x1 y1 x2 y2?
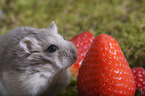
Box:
132 67 145 96
77 34 136 96
69 32 94 78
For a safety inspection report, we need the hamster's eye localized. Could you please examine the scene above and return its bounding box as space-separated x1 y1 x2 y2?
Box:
47 44 59 53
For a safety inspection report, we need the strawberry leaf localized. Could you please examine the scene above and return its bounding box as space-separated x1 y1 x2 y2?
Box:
135 89 142 96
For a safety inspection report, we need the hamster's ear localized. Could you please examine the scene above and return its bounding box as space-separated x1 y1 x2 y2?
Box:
48 21 58 34
19 36 40 53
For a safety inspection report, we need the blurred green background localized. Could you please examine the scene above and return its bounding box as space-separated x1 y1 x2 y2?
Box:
0 0 145 95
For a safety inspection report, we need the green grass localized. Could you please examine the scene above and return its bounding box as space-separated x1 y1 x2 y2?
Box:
0 0 145 95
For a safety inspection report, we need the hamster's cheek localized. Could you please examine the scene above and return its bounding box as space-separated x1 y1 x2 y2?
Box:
26 53 41 60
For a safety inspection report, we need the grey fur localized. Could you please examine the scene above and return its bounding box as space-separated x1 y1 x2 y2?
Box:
0 21 78 96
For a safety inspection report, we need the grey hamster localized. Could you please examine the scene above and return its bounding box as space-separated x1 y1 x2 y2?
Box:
0 21 78 96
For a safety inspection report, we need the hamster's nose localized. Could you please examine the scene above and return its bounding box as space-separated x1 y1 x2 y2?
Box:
72 49 78 62
73 54 78 61
70 42 78 62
